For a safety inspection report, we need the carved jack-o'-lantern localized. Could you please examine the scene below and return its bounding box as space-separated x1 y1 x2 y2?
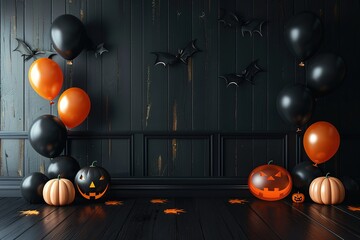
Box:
75 161 110 200
292 192 305 203
248 160 292 201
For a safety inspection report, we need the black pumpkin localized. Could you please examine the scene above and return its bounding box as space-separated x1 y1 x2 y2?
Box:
75 161 110 200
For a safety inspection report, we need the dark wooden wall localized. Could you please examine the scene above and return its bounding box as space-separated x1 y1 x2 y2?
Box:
1 0 359 195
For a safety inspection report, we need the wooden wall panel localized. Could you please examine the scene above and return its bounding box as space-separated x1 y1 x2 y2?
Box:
0 0 25 177
147 138 210 177
68 138 131 177
0 0 359 184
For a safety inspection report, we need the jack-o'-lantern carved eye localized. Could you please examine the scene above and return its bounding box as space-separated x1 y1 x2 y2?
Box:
80 175 85 180
259 171 267 177
100 175 105 180
275 172 282 177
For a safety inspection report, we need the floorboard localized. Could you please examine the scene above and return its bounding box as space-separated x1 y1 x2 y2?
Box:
249 200 343 240
225 198 280 240
196 198 248 240
0 197 359 240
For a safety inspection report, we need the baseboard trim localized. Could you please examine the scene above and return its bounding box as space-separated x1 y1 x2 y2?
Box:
0 177 249 197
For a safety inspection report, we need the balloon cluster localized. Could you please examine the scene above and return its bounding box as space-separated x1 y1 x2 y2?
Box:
28 15 91 158
23 15 93 204
277 12 346 130
278 12 354 203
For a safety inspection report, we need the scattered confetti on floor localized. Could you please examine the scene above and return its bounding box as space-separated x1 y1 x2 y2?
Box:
150 199 168 204
105 200 124 206
228 199 248 204
164 208 186 215
348 206 360 211
19 210 40 216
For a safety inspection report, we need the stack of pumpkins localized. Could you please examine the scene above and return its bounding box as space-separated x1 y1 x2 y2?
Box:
20 156 110 206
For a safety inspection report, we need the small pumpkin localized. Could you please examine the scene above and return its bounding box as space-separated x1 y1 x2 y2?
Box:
43 175 75 206
75 161 110 200
292 192 305 203
248 160 293 201
309 173 345 205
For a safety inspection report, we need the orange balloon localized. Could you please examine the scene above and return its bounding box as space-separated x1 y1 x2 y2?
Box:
303 121 340 165
58 87 91 129
28 58 63 101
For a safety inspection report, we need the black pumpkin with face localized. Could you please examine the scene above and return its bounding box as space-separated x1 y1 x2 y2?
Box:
75 161 110 200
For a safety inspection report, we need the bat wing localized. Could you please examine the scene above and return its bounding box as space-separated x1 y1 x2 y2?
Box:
178 39 201 65
241 60 264 83
13 38 35 61
151 52 179 67
218 9 239 28
241 20 266 37
219 74 243 87
95 43 109 58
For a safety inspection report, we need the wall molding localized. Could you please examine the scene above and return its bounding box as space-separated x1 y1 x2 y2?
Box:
0 177 249 197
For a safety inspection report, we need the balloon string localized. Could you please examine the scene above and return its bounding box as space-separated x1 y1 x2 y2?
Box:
50 101 54 115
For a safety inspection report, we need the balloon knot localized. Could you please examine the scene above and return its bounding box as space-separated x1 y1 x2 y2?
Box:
66 60 73 65
312 163 318 167
299 62 305 67
50 101 55 105
296 128 302 133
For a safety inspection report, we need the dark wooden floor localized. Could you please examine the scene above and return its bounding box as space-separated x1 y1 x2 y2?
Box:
0 197 360 240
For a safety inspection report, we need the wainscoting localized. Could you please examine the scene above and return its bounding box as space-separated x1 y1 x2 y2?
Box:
1 0 360 196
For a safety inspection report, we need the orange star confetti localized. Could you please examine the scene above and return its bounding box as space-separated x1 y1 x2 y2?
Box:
150 199 168 204
164 208 186 215
228 199 248 204
19 210 40 216
105 200 123 206
348 206 360 211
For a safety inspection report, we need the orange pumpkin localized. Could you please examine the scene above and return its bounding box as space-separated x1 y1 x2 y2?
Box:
309 173 345 205
248 160 292 201
292 192 305 203
43 175 75 206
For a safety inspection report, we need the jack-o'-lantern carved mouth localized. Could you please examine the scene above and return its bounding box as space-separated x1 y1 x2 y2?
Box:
77 184 109 200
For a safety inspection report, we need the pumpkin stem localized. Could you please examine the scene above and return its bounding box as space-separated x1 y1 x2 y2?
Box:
325 172 331 178
57 174 61 180
90 161 97 167
267 160 274 165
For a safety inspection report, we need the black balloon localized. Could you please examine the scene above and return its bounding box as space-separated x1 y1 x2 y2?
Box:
306 52 346 96
340 176 360 203
47 155 80 181
284 12 323 62
291 161 323 193
21 172 49 203
29 115 67 158
50 14 86 60
277 84 315 127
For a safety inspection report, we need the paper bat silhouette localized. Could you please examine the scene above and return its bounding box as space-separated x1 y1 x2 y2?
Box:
151 39 201 67
13 38 57 61
219 60 265 87
219 9 266 37
94 43 108 58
